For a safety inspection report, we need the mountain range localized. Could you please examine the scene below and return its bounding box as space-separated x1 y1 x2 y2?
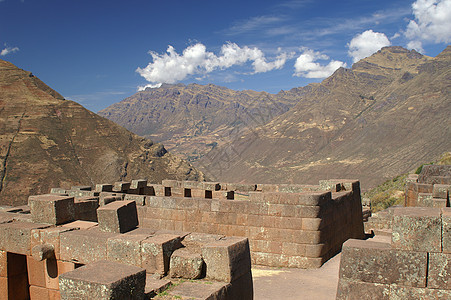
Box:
0 60 205 206
100 46 451 189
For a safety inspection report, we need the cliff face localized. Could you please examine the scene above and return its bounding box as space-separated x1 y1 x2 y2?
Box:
98 83 299 162
0 60 205 206
197 46 451 188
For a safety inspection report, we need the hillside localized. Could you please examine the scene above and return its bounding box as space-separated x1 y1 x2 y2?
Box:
98 83 299 162
0 60 205 206
198 46 451 188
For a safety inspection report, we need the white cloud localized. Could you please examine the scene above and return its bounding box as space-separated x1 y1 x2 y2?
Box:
293 49 346 78
225 16 284 36
405 0 451 52
0 46 19 56
136 42 292 85
137 83 162 91
347 30 391 63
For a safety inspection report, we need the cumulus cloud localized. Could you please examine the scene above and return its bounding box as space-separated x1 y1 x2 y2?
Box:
405 0 451 52
0 46 19 56
347 30 391 63
293 49 346 78
136 42 292 86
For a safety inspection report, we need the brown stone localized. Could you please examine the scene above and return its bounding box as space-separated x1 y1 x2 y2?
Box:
28 194 75 225
336 279 390 300
201 237 251 282
59 260 145 300
169 248 204 279
0 222 50 255
141 234 182 276
339 239 427 287
428 252 451 289
389 285 451 300
443 208 451 253
97 200 138 233
168 281 230 300
391 207 441 252
60 228 118 264
106 234 150 267
112 181 131 193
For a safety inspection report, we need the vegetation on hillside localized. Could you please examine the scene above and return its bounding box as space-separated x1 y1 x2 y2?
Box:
364 152 450 212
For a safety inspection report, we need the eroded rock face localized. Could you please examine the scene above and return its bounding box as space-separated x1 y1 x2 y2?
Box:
0 59 205 206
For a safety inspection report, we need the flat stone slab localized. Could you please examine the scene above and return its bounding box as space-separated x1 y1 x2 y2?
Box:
144 278 171 298
59 260 146 300
168 281 229 300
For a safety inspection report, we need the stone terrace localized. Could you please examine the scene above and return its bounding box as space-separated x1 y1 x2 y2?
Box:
0 193 253 299
51 178 365 268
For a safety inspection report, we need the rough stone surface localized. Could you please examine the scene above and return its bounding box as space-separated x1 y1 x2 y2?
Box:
107 234 150 267
141 234 182 276
28 194 75 225
428 252 451 289
60 228 118 264
168 281 230 300
336 279 390 300
391 207 441 252
97 200 138 233
201 237 251 282
339 239 427 287
169 248 204 279
443 208 451 254
59 260 146 300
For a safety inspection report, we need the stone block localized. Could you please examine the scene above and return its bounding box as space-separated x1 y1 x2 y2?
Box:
50 187 67 194
201 182 221 191
0 250 6 277
201 237 251 282
161 179 180 188
389 285 451 300
131 179 147 190
0 222 50 255
29 194 75 225
169 248 204 279
74 197 99 221
428 252 451 289
182 181 202 189
339 239 427 287
62 220 98 231
144 277 171 299
141 234 182 276
443 208 451 253
59 260 145 300
97 200 138 233
26 255 46 287
336 279 390 300
107 234 150 267
45 258 76 290
95 184 113 192
124 194 146 206
391 207 441 252
99 193 122 206
168 281 230 300
433 184 450 199
112 181 131 192
417 193 433 207
60 228 118 264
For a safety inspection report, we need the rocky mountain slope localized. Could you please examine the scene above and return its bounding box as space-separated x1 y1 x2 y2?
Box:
0 60 205 206
198 46 451 188
98 83 299 162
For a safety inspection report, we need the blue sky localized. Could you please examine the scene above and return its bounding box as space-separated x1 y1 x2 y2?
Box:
1 0 450 112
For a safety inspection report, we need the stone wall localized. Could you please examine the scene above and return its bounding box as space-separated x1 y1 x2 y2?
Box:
405 165 450 208
46 178 365 269
0 192 253 300
336 207 451 299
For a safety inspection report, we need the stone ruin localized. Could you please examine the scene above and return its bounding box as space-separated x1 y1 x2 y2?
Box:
365 165 450 236
0 177 365 299
339 165 451 299
0 193 252 299
336 207 451 299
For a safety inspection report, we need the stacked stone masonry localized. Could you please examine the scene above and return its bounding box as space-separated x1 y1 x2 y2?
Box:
405 165 451 208
336 207 451 299
50 178 364 269
0 186 253 300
